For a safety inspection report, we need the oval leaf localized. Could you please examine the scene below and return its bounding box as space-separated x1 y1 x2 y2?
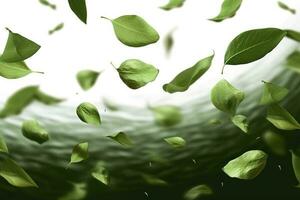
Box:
263 131 287 156
160 0 186 11
70 142 89 164
184 185 213 200
22 119 49 144
164 29 175 56
107 132 133 147
76 102 101 125
68 0 87 24
209 0 243 22
231 115 249 133
278 1 296 14
0 137 9 153
259 81 289 105
0 61 32 79
150 105 182 126
164 136 186 148
76 70 100 91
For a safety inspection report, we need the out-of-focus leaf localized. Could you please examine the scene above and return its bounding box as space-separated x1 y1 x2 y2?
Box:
164 136 186 148
22 119 49 144
263 130 287 156
0 137 8 153
286 51 300 73
278 1 296 14
259 81 289 105
160 0 186 11
184 184 213 200
58 182 87 200
49 23 64 35
35 90 64 105
107 132 133 147
292 148 300 185
141 174 168 186
76 70 100 91
150 105 182 126
209 0 243 22
39 0 56 10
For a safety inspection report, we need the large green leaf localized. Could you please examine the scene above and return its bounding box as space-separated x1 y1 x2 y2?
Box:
160 0 186 11
150 105 182 126
0 61 32 79
76 70 100 91
209 0 243 22
76 102 101 126
68 0 87 24
22 119 49 144
259 81 289 105
69 142 89 164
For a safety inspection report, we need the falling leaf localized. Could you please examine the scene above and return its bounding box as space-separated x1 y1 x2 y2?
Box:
76 70 100 91
91 162 109 185
49 23 64 35
0 61 32 79
58 182 87 200
0 137 8 153
68 0 87 24
164 136 186 148
231 115 249 133
141 174 168 186
39 0 56 10
223 150 268 180
263 130 287 156
101 15 159 47
160 0 186 11
107 132 133 147
22 119 49 144
164 29 176 56
35 90 64 105
292 148 300 185
259 81 289 105
209 0 243 22
285 50 300 73
278 1 296 14
184 184 213 200
150 105 182 126
103 98 118 111
163 53 214 93
76 102 101 125
285 30 300 42
70 142 89 164
208 119 222 125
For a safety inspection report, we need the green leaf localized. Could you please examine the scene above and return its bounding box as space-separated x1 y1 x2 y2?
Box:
21 119 49 144
285 30 300 42
150 105 182 126
211 79 245 115
223 150 268 180
103 98 119 111
76 70 100 91
35 90 64 105
164 136 186 148
209 0 243 22
222 28 286 73
116 59 159 89
0 137 9 153
76 102 101 126
58 182 87 200
292 148 300 185
208 119 222 125
160 0 186 11
49 23 64 35
0 61 32 79
141 174 168 186
0 28 41 63
278 1 296 14
285 51 300 73
163 53 214 93
231 115 249 133
263 130 287 156
70 142 89 164
68 0 87 24
91 162 109 185
164 29 175 56
101 15 159 47
0 158 38 188
184 185 213 200
107 132 133 147
39 0 56 10
259 81 289 105
266 104 300 130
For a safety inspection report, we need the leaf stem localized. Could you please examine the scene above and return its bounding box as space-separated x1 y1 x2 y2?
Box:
221 64 226 74
32 70 45 74
110 62 117 70
100 16 112 21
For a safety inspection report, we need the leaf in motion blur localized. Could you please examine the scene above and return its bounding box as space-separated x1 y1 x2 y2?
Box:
22 119 49 144
107 132 133 147
209 0 243 22
164 136 186 148
150 105 182 126
39 0 56 10
184 184 213 200
278 1 296 14
160 0 186 11
49 23 64 35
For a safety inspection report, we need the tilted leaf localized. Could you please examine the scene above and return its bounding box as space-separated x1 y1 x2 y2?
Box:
107 132 133 147
0 137 9 153
49 23 64 35
278 1 296 14
184 185 213 200
141 174 168 186
70 142 89 164
164 136 186 148
68 0 87 24
39 0 56 10
160 0 186 11
164 29 175 56
0 61 32 79
259 81 289 105
285 30 300 42
292 148 300 185
76 70 100 91
209 0 243 22
267 104 300 130
223 150 268 180
150 105 182 126
76 102 101 125
285 50 300 73
35 90 64 105
116 59 159 89
263 130 287 156
211 79 245 115
22 119 49 144
91 162 109 185
102 15 159 47
231 115 249 133
163 53 214 93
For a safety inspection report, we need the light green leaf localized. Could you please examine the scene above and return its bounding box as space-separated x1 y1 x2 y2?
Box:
101 15 159 47
0 158 38 188
222 28 286 73
91 162 109 185
285 30 300 42
285 51 300 73
76 70 100 91
263 131 287 156
116 59 159 89
223 150 268 180
259 81 289 105
150 105 182 126
49 23 64 35
0 61 32 79
160 0 186 11
68 0 87 24
164 136 186 148
267 104 300 130
184 184 213 200
76 102 101 125
35 90 64 105
39 0 56 10
107 132 133 147
211 79 245 115
292 148 300 185
141 174 168 186
209 0 243 22
70 142 89 164
278 1 296 14
21 119 49 144
163 53 214 93
0 28 41 63
231 115 249 133
0 137 8 153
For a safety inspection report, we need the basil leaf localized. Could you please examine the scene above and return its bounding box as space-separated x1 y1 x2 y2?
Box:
209 0 243 22
160 0 186 11
211 79 245 115
0 61 32 79
286 51 300 73
49 23 64 35
76 70 100 91
0 28 41 63
292 148 300 185
22 119 49 144
35 90 64 105
231 115 249 133
285 30 300 42
91 162 109 185
76 102 101 126
107 132 133 147
223 150 268 180
150 105 182 126
0 137 9 153
101 15 159 47
278 1 296 14
70 142 89 164
116 59 159 89
141 174 168 186
184 185 213 200
68 0 87 24
263 131 287 156
223 28 286 73
0 158 38 188
164 136 186 148
266 104 300 130
259 81 289 105
39 0 56 10
163 53 214 93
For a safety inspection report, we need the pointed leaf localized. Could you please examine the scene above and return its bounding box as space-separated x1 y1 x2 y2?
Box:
91 162 109 185
164 136 186 148
0 61 32 79
76 102 101 125
0 137 8 153
22 119 49 144
209 0 243 22
107 132 133 147
292 148 300 185
150 105 182 126
263 131 287 156
184 185 213 200
231 115 249 133
160 0 186 11
76 70 100 91
259 81 289 105
68 0 87 24
70 142 89 164
278 1 296 14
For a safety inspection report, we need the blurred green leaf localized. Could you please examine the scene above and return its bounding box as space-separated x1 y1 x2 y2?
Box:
184 184 213 200
0 137 8 153
164 136 186 148
22 119 49 144
150 105 182 126
286 51 300 73
76 70 100 91
285 30 300 42
49 23 64 35
263 131 287 156
259 81 289 105
107 132 133 147
209 0 243 22
39 0 56 10
160 0 186 11
278 1 296 14
141 174 168 186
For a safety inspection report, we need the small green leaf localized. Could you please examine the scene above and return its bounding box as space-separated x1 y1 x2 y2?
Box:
211 79 245 115
0 28 41 63
223 150 268 180
141 174 168 186
49 23 64 35
164 136 186 148
266 104 300 130
68 0 87 24
209 0 243 22
285 30 300 42
35 90 64 105
292 148 300 185
116 59 159 89
107 132 133 147
22 119 49 144
278 1 296 14
208 119 222 125
160 0 186 11
58 182 87 200
163 53 214 93
184 185 213 200
259 81 289 105
70 142 89 164
0 158 38 188
76 70 100 91
164 29 175 56
39 0 56 10
263 131 287 156
91 162 109 185
76 102 101 125
150 105 182 126
0 137 8 153
0 61 32 79
101 15 159 47
222 28 286 73
231 115 249 133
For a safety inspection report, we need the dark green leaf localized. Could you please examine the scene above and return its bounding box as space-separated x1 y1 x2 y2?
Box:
0 61 31 79
91 162 109 185
160 0 186 11
0 137 8 153
278 1 296 14
49 23 64 35
150 105 182 126
263 131 287 156
209 0 243 22
231 115 249 133
164 136 186 148
70 142 89 164
76 102 101 125
39 0 56 10
68 0 87 24
285 51 300 73
259 81 289 105
35 90 64 105
285 30 300 42
184 185 213 200
22 119 49 144
76 70 100 91
107 132 133 147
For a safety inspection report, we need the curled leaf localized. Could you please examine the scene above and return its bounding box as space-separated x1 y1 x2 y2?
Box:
91 162 109 185
150 105 182 126
164 136 186 148
107 132 133 147
259 81 289 105
68 0 87 24
70 142 89 164
22 119 49 144
209 0 243 22
231 115 249 133
76 102 101 125
76 70 100 91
